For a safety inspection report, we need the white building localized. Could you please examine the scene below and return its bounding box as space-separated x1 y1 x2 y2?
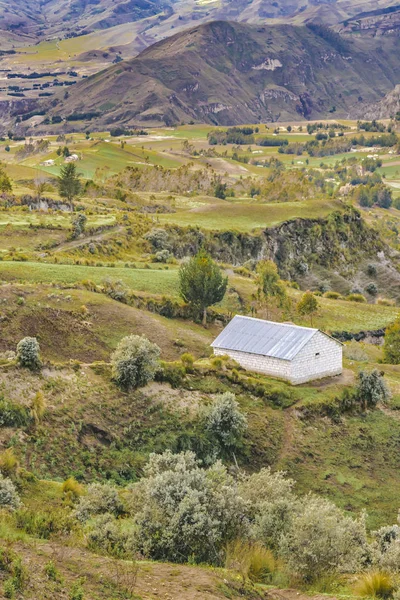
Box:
211 316 343 385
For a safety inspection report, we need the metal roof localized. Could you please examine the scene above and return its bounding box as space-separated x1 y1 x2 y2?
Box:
211 316 321 361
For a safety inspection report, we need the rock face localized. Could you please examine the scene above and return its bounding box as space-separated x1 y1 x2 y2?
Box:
39 21 400 129
361 85 400 120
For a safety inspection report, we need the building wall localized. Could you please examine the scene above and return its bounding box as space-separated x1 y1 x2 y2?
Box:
214 347 291 381
214 331 342 385
290 331 342 384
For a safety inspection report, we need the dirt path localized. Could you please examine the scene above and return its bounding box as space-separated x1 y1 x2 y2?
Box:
54 225 122 253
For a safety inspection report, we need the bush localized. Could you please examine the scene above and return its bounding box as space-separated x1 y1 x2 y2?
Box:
180 353 194 372
346 293 366 303
366 282 378 296
155 361 186 388
279 495 368 582
111 335 160 391
62 477 84 500
0 475 20 511
0 449 19 477
357 370 391 409
354 571 394 598
16 337 41 370
0 398 30 428
204 392 247 452
323 291 341 299
85 513 134 558
74 483 123 522
133 450 249 564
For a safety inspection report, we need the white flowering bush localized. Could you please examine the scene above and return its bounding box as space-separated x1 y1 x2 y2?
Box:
16 337 41 370
111 335 160 390
204 392 247 452
74 483 123 522
0 474 21 511
132 450 249 564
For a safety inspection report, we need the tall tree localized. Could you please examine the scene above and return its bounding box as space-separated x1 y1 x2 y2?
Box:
179 249 228 326
58 163 81 209
297 291 319 326
256 260 287 318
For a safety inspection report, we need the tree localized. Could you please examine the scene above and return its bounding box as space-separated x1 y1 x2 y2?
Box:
256 260 287 318
384 318 400 364
204 392 247 455
179 249 228 326
16 337 41 370
58 163 81 209
297 291 319 326
111 335 160 391
33 176 50 200
0 163 12 193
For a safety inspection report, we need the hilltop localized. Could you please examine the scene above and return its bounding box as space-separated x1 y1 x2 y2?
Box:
40 20 400 129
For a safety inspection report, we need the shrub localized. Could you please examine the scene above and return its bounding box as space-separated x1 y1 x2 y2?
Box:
180 352 194 372
0 399 30 428
356 370 391 410
204 392 247 452
279 495 368 582
85 513 134 558
323 291 340 299
354 571 394 599
62 477 84 500
367 264 378 276
155 362 185 388
384 319 400 364
344 341 368 362
346 293 366 303
16 337 41 370
111 335 160 391
0 475 20 511
366 282 378 296
0 449 19 476
211 356 223 370
74 483 123 522
70 582 84 600
133 450 249 564
44 561 61 582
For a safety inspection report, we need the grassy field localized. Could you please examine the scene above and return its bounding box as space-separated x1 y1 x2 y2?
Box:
0 261 179 294
158 197 343 230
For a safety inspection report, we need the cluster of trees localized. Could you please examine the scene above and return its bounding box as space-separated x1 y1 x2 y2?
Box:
353 182 392 209
208 127 258 145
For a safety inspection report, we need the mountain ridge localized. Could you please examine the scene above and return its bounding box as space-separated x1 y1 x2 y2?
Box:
42 20 400 129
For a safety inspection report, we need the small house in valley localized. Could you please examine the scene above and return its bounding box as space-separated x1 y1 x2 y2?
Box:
211 316 342 385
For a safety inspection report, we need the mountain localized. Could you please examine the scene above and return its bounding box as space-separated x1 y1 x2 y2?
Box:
2 0 400 50
46 20 400 129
